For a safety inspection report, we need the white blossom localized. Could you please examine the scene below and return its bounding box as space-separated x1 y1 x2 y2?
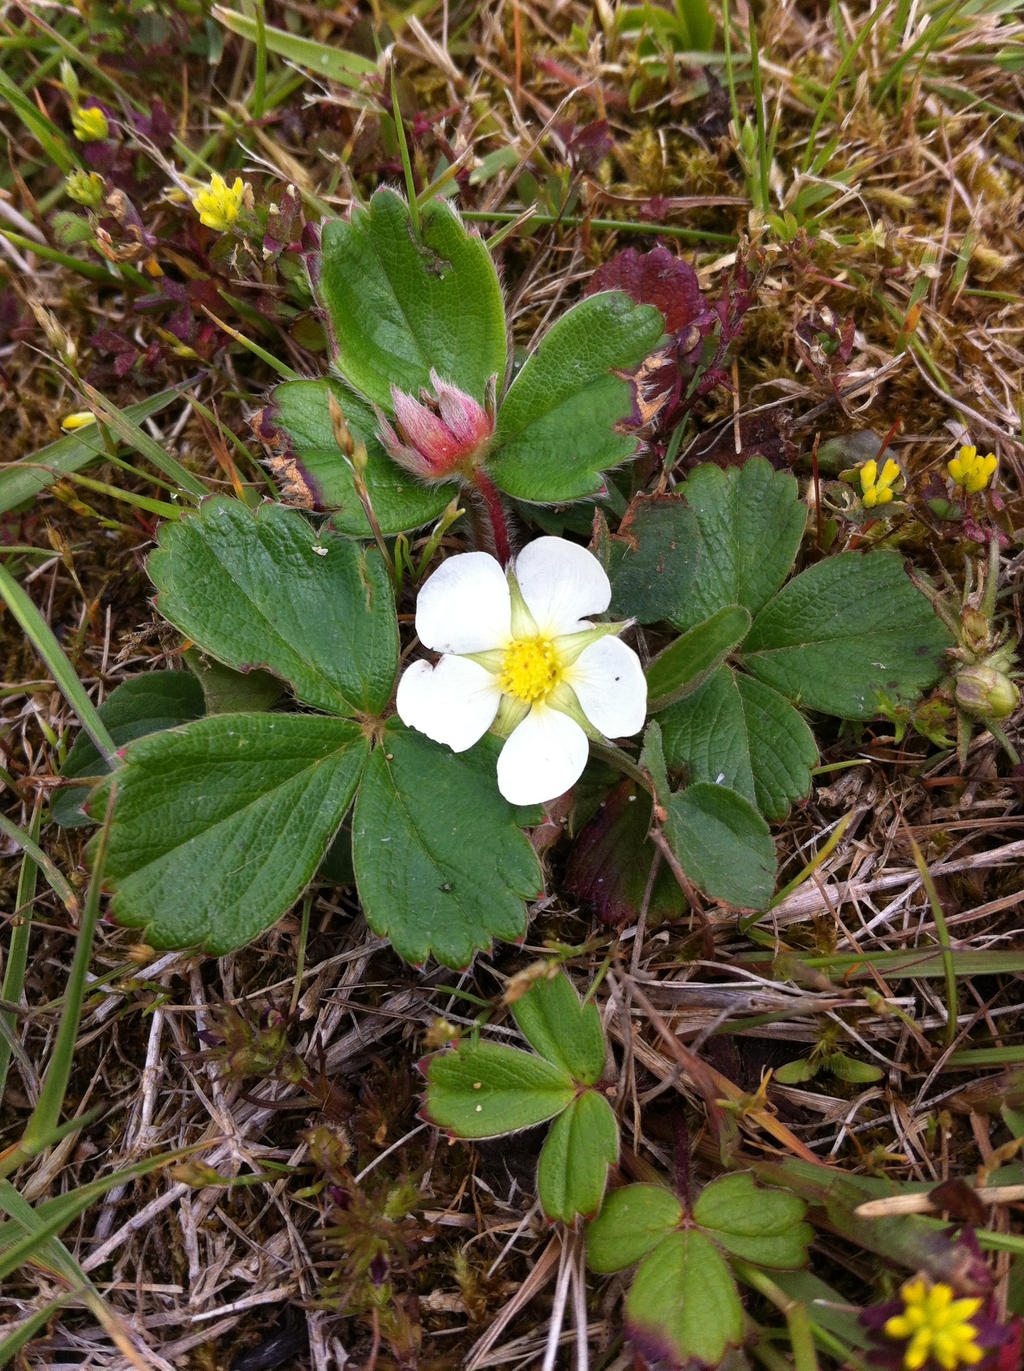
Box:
396 537 647 804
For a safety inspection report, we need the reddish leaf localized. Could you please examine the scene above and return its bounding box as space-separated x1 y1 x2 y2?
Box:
565 781 686 928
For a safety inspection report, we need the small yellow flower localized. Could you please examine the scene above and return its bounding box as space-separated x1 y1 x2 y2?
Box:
65 169 104 206
859 457 902 509
71 105 109 142
191 173 245 232
61 410 97 432
884 1278 984 1370
947 445 997 494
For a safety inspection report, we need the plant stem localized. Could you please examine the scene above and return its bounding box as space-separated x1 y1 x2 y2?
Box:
471 469 512 566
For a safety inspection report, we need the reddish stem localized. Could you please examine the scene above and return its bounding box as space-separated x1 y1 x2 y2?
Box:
471 469 512 566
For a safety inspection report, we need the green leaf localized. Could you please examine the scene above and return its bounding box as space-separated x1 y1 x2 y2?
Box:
489 293 666 502
659 666 818 821
663 782 776 908
424 1041 574 1137
52 672 205 829
670 459 806 631
693 1173 812 1268
826 1051 885 1084
315 189 507 411
774 1057 817 1085
0 389 182 516
647 605 751 711
149 498 398 716
537 1090 619 1221
256 378 451 535
352 725 541 967
586 1184 683 1273
743 550 952 719
512 972 606 1084
182 649 283 715
607 494 702 624
97 714 368 954
212 6 377 87
626 1230 743 1367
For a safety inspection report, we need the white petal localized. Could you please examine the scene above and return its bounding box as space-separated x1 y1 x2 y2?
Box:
496 705 589 805
415 551 511 653
513 537 611 636
396 656 501 752
567 635 647 738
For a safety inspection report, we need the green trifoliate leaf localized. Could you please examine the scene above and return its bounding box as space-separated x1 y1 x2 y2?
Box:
424 1041 574 1138
586 1184 683 1272
663 782 776 909
149 497 399 717
670 458 807 630
625 1230 743 1369
53 671 205 828
351 724 541 967
693 1173 812 1268
742 549 952 718
95 714 368 954
537 1090 619 1222
488 292 666 502
646 605 751 711
255 378 452 535
607 494 701 624
314 188 507 411
512 972 606 1083
659 665 818 821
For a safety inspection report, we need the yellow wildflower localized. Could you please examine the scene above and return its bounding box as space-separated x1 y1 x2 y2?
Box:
884 1278 984 1370
947 445 997 494
859 457 902 509
61 411 97 433
71 105 109 142
191 173 245 232
65 170 104 206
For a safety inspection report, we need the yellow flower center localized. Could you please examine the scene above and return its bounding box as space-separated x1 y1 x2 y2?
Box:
499 637 562 704
884 1279 984 1371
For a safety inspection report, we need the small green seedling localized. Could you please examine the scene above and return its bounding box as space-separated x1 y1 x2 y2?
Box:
587 1173 812 1368
423 972 618 1223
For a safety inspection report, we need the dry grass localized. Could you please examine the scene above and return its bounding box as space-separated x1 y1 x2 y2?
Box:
1 0 1023 1367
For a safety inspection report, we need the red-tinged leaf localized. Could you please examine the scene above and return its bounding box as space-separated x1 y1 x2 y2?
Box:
565 781 686 928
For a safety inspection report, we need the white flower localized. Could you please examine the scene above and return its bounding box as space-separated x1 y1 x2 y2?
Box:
396 537 647 805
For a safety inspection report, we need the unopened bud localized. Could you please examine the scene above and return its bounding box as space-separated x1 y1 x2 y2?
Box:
327 391 355 458
955 666 1019 719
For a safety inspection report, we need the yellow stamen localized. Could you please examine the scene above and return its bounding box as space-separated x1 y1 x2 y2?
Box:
499 637 562 704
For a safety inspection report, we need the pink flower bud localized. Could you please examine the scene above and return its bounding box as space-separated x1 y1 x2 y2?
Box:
377 370 494 482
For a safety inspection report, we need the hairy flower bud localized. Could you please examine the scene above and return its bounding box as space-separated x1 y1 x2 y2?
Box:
955 665 1019 719
377 370 494 482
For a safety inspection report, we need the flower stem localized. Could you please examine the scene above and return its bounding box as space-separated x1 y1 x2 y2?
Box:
471 469 512 566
